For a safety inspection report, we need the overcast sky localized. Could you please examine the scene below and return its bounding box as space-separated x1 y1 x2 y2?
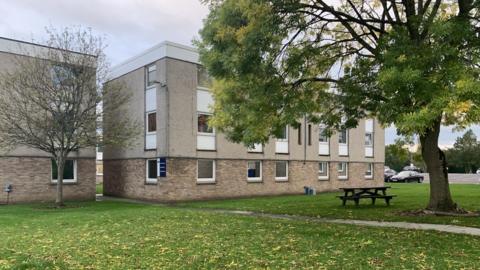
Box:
1 0 478 146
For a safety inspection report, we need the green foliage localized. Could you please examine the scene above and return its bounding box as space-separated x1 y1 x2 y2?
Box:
385 143 410 172
198 0 480 143
444 129 480 173
1 199 480 268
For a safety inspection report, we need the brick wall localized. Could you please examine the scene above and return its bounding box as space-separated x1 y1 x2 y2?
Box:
0 157 96 204
104 158 384 202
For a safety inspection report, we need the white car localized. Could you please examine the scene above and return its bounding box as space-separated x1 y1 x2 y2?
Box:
476 169 480 174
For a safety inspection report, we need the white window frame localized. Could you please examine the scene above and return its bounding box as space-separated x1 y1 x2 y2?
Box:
365 132 373 146
339 129 348 145
146 64 157 88
275 161 288 181
318 125 329 143
197 112 215 136
247 161 262 182
276 126 289 142
365 163 374 179
146 111 157 135
338 162 348 180
51 160 77 184
318 161 329 180
197 160 216 184
146 159 158 184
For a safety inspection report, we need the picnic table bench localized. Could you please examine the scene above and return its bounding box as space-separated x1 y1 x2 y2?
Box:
337 186 396 206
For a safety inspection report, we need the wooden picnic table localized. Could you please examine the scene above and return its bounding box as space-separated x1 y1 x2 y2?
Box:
337 186 396 206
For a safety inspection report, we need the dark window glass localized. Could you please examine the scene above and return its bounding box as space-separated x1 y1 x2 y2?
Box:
147 113 156 132
319 126 328 142
197 114 213 133
198 160 214 179
339 129 348 144
319 162 328 177
308 124 312 145
365 133 373 146
52 160 75 180
147 159 157 179
247 161 261 178
298 125 302 145
277 126 288 140
275 161 287 178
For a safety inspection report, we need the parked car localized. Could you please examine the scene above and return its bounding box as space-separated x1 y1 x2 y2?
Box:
389 171 424 183
402 165 423 173
384 169 397 182
476 169 480 174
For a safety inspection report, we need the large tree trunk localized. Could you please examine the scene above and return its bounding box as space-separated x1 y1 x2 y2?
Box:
55 157 65 207
420 119 457 212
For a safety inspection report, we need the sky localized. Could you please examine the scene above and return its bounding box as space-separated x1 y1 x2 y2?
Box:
1 0 478 146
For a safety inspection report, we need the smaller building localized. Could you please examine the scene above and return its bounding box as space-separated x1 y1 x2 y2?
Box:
0 37 96 204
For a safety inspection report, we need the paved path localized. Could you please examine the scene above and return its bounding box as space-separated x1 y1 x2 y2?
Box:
421 173 480 184
98 195 480 237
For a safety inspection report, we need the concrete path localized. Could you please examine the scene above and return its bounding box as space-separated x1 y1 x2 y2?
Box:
98 195 480 237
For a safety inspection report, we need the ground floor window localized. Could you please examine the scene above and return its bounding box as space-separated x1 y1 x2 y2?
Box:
197 159 215 183
318 162 329 180
275 161 288 181
146 159 157 183
338 162 348 180
247 161 262 181
51 159 77 183
365 163 373 179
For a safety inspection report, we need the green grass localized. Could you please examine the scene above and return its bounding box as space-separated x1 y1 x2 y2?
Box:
96 183 103 194
0 201 479 269
178 183 480 228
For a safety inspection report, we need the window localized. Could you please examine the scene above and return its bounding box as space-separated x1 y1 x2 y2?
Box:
146 64 157 87
339 129 348 144
338 162 348 180
275 161 288 181
277 126 288 141
318 162 329 180
197 65 211 88
297 124 302 145
247 161 262 181
197 160 215 182
307 125 312 145
51 159 77 183
365 163 373 179
365 133 373 146
147 112 156 133
319 126 328 142
197 114 213 134
146 159 157 183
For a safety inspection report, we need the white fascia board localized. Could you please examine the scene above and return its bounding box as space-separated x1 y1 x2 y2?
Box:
0 37 93 62
109 41 200 80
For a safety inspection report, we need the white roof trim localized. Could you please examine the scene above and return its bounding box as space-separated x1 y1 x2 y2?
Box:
0 37 53 58
109 41 200 80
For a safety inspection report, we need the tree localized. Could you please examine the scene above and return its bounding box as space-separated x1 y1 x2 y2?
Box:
198 0 480 211
385 140 410 172
0 27 139 207
446 129 480 173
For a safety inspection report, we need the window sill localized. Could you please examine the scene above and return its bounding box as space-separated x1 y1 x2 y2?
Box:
338 177 348 181
50 181 77 185
275 178 288 182
197 132 216 136
197 179 216 185
145 180 158 185
247 179 262 183
318 177 329 181
365 177 373 180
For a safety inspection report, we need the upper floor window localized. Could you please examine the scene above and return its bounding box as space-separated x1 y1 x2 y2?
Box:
197 113 213 134
197 65 211 88
365 133 373 146
146 64 157 87
147 112 157 133
319 125 328 142
277 126 288 141
338 129 348 144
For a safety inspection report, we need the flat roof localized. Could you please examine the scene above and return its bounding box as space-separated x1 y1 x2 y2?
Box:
109 41 200 80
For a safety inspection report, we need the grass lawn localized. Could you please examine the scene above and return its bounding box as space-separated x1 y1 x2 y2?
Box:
0 201 480 269
178 183 480 228
96 183 103 195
